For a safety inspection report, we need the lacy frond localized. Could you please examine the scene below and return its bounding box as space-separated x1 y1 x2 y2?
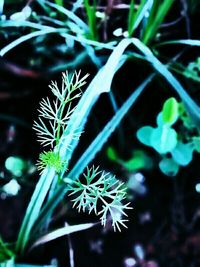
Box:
33 70 89 148
69 166 132 231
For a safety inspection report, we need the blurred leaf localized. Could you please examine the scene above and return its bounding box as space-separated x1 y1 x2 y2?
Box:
150 126 177 154
0 238 14 263
136 126 154 146
107 147 118 161
156 112 164 126
171 141 194 166
193 136 200 153
5 157 26 177
10 6 32 22
162 97 179 124
123 150 152 171
159 157 179 176
2 179 21 196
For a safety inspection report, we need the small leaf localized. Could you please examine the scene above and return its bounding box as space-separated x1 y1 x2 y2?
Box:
162 97 179 124
159 158 179 176
156 112 164 126
2 179 21 196
150 126 177 154
171 141 194 166
122 150 152 171
136 126 154 146
5 156 26 177
106 147 118 161
193 136 200 153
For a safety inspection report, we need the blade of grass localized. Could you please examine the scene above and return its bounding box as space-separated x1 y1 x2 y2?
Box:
130 37 200 124
84 0 98 40
45 0 89 31
0 28 58 57
67 75 153 179
0 0 4 14
31 222 96 248
155 39 200 46
128 0 154 36
142 0 175 44
56 39 132 166
16 169 56 254
0 27 115 57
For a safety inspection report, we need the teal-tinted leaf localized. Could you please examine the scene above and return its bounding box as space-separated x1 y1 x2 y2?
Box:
171 141 194 166
5 157 26 177
32 222 95 248
162 97 179 124
156 112 164 126
193 136 200 153
2 179 21 196
136 126 154 146
150 126 177 154
159 157 179 176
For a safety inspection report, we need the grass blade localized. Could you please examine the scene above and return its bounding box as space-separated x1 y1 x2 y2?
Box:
57 39 131 166
130 38 200 124
84 0 98 40
45 0 89 31
0 28 57 57
32 222 95 248
128 0 154 36
68 75 153 179
142 0 175 44
156 39 200 46
16 169 56 254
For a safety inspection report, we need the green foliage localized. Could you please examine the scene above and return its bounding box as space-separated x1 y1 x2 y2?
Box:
33 71 85 149
137 97 199 176
106 147 118 161
162 97 179 124
16 67 138 255
128 0 153 37
184 57 200 81
107 147 153 172
37 151 66 173
84 0 98 41
0 238 14 263
70 166 131 231
141 0 175 44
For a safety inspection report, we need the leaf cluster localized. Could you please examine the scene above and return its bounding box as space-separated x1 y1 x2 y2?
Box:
70 166 131 231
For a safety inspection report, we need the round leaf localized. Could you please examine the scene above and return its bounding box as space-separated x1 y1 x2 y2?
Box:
171 141 194 166
162 97 179 125
107 147 118 161
150 126 177 154
136 126 154 146
5 156 26 177
159 158 179 176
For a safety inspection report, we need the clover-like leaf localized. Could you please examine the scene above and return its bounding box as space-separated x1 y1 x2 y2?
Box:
159 157 179 176
136 126 154 146
171 141 194 166
150 126 177 154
